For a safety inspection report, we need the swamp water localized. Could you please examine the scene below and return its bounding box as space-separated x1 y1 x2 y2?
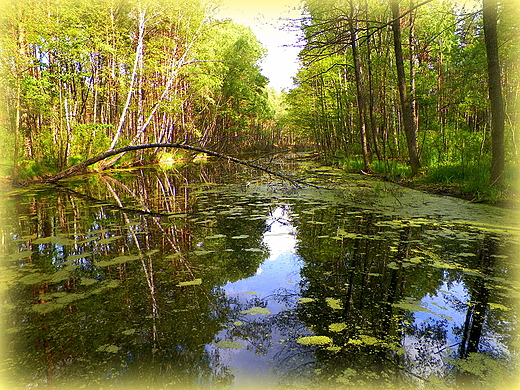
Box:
1 160 519 390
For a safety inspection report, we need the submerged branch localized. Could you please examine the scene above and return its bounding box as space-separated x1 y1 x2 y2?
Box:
26 143 325 189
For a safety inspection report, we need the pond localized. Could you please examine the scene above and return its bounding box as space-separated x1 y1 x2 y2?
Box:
1 157 519 390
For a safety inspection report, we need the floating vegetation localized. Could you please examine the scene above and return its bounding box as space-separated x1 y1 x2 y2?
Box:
205 234 227 239
19 272 51 285
2 161 518 390
392 297 435 315
192 250 214 256
297 336 333 346
488 302 512 311
97 254 141 267
177 279 203 287
326 297 343 310
348 335 382 346
96 344 121 353
216 340 244 349
244 248 263 252
329 322 348 332
9 250 33 260
240 307 270 316
32 301 63 314
66 252 92 261
231 234 250 239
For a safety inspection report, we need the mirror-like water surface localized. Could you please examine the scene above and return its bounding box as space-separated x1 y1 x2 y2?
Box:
1 160 519 389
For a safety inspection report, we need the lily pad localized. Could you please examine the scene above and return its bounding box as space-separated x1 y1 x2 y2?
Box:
177 278 202 287
19 273 50 285
206 234 227 239
66 252 92 261
231 235 250 239
488 302 511 311
80 277 98 286
348 335 381 346
9 250 33 260
329 322 348 332
50 270 71 283
240 307 270 315
326 297 343 310
97 254 141 267
216 340 244 349
192 250 213 256
97 344 121 353
297 336 333 346
32 302 64 314
244 248 263 252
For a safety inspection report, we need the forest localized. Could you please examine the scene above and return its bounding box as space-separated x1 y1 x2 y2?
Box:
2 1 520 388
0 0 518 202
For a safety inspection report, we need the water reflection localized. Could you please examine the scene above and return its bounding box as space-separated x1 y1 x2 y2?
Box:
0 163 518 389
209 206 302 388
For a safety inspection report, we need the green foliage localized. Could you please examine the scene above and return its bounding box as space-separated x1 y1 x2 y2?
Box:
341 158 411 180
69 123 112 163
189 21 272 149
1 0 274 178
283 0 518 199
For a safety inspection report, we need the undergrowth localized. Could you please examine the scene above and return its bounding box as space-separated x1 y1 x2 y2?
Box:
338 157 518 204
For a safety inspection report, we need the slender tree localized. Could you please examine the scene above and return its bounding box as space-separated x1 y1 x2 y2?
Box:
482 0 505 186
348 0 370 171
390 0 421 176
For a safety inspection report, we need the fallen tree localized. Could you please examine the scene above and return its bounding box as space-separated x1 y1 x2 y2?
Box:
24 143 322 188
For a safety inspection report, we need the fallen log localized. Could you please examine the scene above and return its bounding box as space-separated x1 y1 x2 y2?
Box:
26 143 323 188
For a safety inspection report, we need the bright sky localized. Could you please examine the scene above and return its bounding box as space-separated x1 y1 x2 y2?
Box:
213 0 304 91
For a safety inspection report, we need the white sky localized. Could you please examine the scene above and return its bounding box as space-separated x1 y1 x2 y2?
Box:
212 0 304 91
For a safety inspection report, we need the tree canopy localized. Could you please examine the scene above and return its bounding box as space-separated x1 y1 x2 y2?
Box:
0 0 274 179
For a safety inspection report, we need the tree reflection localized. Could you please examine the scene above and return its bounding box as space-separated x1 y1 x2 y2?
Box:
280 204 517 388
1 164 271 389
1 164 517 389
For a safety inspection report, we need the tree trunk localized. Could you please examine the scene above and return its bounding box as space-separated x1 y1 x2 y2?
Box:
108 6 146 151
349 1 371 171
483 0 505 186
390 0 421 176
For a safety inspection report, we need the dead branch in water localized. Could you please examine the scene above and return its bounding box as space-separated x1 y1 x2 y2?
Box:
22 143 324 188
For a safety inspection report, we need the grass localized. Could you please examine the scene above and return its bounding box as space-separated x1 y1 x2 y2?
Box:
338 156 518 204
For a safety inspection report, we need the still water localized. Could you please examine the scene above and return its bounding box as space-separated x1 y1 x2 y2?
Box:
1 159 519 389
